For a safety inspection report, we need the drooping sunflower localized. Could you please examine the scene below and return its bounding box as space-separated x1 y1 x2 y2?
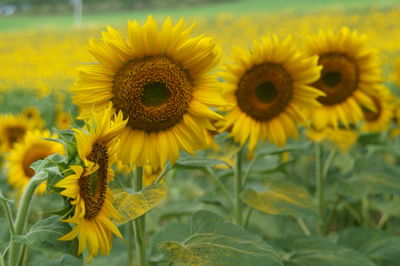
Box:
72 16 224 168
0 114 36 153
307 27 382 130
360 87 393 133
219 35 323 152
56 105 127 261
7 129 65 194
306 127 358 153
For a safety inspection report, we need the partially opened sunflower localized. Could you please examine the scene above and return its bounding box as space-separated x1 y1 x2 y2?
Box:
56 105 127 260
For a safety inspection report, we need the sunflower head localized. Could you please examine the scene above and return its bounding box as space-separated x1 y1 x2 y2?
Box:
21 106 45 129
55 111 73 130
0 114 36 153
219 35 323 152
72 15 225 168
360 87 394 133
56 104 126 260
7 129 65 195
307 27 382 130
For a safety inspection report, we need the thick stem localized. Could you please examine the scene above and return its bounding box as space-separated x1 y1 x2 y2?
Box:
9 175 45 266
133 167 147 266
315 143 325 235
234 149 244 226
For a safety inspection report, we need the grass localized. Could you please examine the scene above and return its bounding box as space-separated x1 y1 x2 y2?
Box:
0 0 398 32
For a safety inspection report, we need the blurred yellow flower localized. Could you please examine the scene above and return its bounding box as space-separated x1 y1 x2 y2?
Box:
7 129 65 195
307 27 382 130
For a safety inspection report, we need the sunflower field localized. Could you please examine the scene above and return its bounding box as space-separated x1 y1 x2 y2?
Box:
1 0 400 265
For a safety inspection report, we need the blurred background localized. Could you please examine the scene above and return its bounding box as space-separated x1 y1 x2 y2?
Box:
0 0 399 98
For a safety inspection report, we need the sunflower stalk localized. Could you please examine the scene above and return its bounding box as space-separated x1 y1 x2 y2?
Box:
9 172 46 266
315 142 325 235
133 166 147 266
234 148 244 226
0 190 16 237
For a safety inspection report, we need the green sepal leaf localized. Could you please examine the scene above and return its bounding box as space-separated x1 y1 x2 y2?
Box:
241 180 316 218
113 182 168 225
158 210 283 266
12 216 79 257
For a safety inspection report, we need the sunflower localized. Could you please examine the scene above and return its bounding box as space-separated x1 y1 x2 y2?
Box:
306 127 358 153
55 111 72 130
0 114 36 153
21 106 45 129
360 87 393 133
7 129 65 194
307 27 382 130
72 16 224 168
219 35 323 152
56 105 127 261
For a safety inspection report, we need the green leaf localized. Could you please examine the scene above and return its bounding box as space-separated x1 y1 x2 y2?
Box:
158 210 283 266
12 216 78 257
0 218 10 253
336 227 400 266
286 238 376 266
241 180 316 218
174 157 231 169
113 182 168 225
352 158 400 194
151 222 190 262
26 252 82 266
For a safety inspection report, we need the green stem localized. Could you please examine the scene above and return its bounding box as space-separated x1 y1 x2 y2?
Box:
296 218 311 236
241 155 259 188
243 207 253 229
9 174 45 266
126 222 134 266
322 149 336 180
16 245 27 266
0 254 5 266
133 167 147 266
234 148 244 226
315 143 325 235
0 192 16 236
361 195 370 227
205 168 234 209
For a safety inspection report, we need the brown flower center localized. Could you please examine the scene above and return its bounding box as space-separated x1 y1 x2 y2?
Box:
22 144 51 177
363 96 381 122
5 126 26 148
313 53 359 105
112 56 193 132
79 143 108 219
236 63 293 121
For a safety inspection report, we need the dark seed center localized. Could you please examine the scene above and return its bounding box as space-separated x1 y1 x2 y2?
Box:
141 82 171 106
255 82 278 103
323 71 342 87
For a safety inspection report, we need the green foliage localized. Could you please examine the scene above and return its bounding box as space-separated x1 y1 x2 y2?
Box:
242 180 316 218
12 216 79 257
158 210 283 266
285 238 376 266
